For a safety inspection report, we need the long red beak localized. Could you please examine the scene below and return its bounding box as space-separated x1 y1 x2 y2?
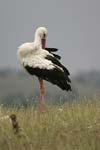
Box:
41 39 46 49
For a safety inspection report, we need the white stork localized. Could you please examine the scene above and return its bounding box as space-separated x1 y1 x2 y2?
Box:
17 27 71 112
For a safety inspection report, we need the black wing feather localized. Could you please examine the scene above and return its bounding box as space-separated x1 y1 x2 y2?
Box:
45 48 58 52
50 53 61 60
25 66 71 91
45 47 61 60
45 55 70 76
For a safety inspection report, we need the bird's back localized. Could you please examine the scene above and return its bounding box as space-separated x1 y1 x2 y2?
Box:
17 42 35 63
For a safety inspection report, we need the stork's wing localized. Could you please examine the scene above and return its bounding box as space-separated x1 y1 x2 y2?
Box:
23 54 71 91
25 65 71 91
45 55 70 77
45 47 61 60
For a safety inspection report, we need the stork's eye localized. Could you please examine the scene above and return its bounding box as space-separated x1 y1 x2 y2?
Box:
43 33 46 38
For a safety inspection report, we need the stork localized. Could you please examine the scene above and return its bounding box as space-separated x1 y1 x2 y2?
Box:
17 27 71 112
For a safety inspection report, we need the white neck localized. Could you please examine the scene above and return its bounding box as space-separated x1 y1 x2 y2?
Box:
34 34 42 50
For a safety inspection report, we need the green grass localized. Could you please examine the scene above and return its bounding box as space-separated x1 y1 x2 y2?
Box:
0 98 100 150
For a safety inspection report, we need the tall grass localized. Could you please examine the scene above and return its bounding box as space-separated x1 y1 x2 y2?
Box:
0 98 100 150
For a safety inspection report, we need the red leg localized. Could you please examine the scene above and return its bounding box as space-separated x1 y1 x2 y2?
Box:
39 78 45 112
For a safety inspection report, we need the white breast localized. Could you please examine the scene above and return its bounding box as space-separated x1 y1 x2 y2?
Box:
17 43 34 60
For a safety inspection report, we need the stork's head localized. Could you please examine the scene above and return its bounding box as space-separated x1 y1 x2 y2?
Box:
35 27 47 48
